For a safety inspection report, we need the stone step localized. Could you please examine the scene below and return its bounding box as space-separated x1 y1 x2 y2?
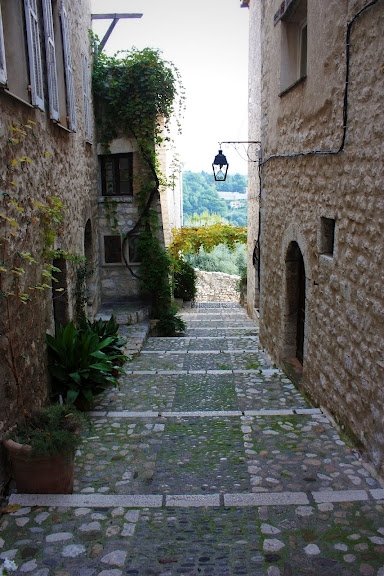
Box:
95 300 151 326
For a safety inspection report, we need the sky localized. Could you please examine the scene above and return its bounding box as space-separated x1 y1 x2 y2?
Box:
90 0 250 176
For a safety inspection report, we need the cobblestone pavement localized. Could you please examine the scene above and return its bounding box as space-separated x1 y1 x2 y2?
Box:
1 303 384 575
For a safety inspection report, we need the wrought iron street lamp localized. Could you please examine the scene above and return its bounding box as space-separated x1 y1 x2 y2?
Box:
212 141 261 181
212 149 229 182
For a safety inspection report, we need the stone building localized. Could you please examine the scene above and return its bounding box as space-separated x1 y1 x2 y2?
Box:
0 0 98 491
244 0 384 476
97 129 182 304
0 2 182 492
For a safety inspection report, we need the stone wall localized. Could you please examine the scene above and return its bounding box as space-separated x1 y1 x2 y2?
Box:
252 0 384 475
0 0 98 493
244 0 262 319
195 270 241 303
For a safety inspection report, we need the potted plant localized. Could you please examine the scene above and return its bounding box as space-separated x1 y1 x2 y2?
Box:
3 403 85 494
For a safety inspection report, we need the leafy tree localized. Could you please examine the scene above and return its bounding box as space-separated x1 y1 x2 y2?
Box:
185 243 247 276
183 171 227 218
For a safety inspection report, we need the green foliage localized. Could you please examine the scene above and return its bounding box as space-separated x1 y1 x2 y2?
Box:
103 197 118 231
92 45 184 161
225 207 248 227
137 230 172 316
155 304 186 336
214 173 248 193
170 223 247 258
8 404 85 456
74 262 89 327
185 243 247 276
173 260 197 301
92 43 187 331
46 321 124 409
85 315 127 364
183 171 248 226
183 171 227 218
183 212 227 227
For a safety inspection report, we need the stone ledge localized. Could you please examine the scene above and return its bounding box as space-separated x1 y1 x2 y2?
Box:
224 492 309 506
9 489 375 509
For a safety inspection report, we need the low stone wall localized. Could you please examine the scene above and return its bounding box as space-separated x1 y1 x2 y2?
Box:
195 270 241 303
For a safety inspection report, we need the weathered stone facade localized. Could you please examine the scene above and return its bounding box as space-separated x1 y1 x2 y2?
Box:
244 0 262 319
246 0 384 475
97 133 182 304
0 0 98 492
195 270 241 303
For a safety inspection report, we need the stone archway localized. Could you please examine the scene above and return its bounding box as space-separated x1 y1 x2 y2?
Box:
283 241 306 365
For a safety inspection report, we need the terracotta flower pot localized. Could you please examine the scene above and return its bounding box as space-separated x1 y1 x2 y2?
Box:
3 437 75 494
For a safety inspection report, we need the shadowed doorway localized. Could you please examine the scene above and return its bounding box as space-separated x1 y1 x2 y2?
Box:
284 241 306 365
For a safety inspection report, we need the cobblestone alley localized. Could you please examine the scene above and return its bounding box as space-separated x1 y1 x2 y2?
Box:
1 303 384 575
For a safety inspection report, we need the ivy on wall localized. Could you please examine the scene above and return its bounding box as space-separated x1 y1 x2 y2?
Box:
92 43 186 324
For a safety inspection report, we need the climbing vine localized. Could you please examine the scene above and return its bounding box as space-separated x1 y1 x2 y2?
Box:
169 223 247 259
103 197 119 232
92 45 184 165
92 43 186 328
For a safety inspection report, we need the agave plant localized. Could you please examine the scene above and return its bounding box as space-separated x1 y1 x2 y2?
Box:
85 315 127 364
46 321 124 409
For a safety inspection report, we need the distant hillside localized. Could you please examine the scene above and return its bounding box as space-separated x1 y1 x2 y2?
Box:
183 171 248 226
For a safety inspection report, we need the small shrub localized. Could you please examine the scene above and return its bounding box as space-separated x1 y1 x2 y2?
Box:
155 305 186 336
173 260 197 301
84 315 127 364
8 404 85 456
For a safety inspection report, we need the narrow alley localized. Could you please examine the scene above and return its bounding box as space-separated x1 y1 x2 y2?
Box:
1 303 384 575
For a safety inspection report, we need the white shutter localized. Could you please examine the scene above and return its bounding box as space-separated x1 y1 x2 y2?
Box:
42 0 59 121
60 1 76 131
82 54 92 141
24 0 45 110
0 5 7 86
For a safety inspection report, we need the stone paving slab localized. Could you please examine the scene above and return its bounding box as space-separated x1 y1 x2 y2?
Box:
143 336 260 352
72 411 381 498
94 370 308 413
2 302 384 576
243 413 381 493
1 500 384 575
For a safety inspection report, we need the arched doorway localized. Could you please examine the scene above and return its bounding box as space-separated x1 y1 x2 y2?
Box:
83 219 95 310
284 241 306 365
84 219 93 275
52 257 69 328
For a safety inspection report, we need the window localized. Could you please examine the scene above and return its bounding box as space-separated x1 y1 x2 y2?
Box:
59 1 76 131
0 0 45 107
42 0 59 121
0 0 76 130
100 154 133 196
104 236 122 264
82 53 92 141
320 217 335 256
128 234 141 263
24 0 45 109
0 5 6 85
279 0 307 94
103 234 141 265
